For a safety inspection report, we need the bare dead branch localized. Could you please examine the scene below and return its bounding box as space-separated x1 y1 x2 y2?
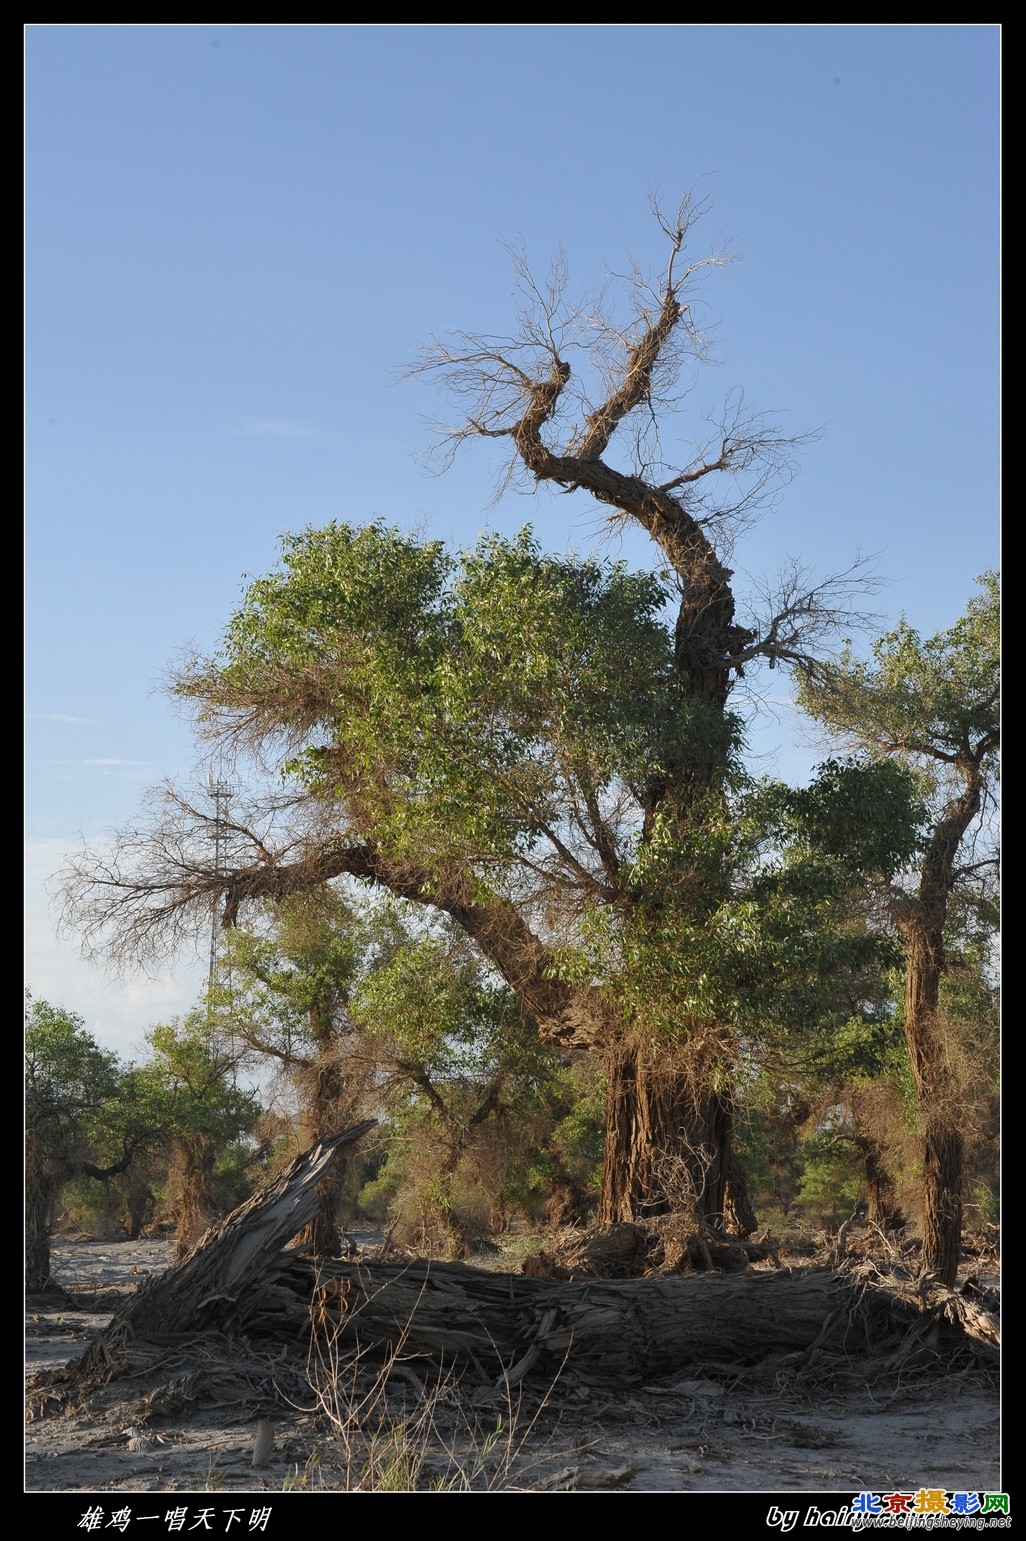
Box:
54 773 615 1054
403 192 857 712
732 553 887 675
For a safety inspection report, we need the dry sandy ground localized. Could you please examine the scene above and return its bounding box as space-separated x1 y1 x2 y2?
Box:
25 1238 1002 1499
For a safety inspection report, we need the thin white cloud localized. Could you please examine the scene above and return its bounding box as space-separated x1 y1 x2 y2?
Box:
42 758 150 768
81 758 149 768
229 417 397 453
26 712 100 725
233 417 322 442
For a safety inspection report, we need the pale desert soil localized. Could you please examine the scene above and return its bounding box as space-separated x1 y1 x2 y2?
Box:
25 1237 1001 1496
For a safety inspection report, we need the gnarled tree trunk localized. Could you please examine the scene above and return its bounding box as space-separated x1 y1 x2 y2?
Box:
25 1133 57 1293
169 1137 219 1262
600 1044 740 1229
854 1132 906 1232
294 1045 360 1257
900 779 983 1287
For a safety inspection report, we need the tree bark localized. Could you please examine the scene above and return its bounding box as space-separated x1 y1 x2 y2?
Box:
723 1139 759 1237
922 1118 965 1289
600 1044 738 1229
170 1137 219 1262
25 1134 57 1294
854 1133 905 1231
294 1042 359 1256
899 778 983 1287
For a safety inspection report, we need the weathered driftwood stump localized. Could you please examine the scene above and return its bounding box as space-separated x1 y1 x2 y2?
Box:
31 1121 999 1418
44 1121 378 1393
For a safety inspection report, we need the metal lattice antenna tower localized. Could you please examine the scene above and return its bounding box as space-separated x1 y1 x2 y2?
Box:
207 768 239 1086
207 770 235 996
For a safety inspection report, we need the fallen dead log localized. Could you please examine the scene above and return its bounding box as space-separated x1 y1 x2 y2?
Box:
295 1256 842 1386
32 1119 998 1417
250 1252 999 1390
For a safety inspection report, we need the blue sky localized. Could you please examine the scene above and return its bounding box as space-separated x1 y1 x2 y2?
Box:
25 24 1000 1059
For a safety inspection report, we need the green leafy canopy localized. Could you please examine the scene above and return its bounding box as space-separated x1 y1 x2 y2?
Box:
796 572 999 786
181 522 679 875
